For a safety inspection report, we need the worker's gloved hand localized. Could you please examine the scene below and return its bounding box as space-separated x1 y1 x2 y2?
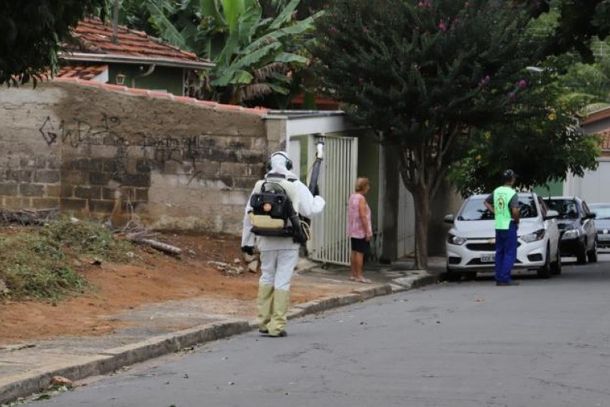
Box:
241 246 255 256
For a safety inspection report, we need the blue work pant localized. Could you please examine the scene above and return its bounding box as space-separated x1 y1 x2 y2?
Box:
495 222 517 283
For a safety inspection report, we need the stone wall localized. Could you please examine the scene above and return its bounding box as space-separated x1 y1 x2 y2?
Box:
0 80 271 234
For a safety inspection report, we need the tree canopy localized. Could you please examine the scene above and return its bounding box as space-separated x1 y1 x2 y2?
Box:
0 0 106 85
311 0 600 267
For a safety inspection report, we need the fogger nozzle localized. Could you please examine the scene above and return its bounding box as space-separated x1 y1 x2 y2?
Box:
315 141 324 160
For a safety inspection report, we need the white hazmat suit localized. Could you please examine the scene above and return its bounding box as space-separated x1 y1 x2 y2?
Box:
241 152 325 336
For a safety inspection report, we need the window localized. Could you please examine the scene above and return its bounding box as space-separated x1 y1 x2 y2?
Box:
590 204 610 219
537 196 547 218
544 199 579 219
517 196 539 218
459 198 494 221
459 195 538 221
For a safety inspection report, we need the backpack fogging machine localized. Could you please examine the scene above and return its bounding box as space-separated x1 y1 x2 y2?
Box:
299 138 325 253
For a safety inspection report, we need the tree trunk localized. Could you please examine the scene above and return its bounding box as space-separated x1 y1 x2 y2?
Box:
412 186 431 270
380 145 399 263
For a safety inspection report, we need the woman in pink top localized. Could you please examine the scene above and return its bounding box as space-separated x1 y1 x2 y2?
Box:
348 177 373 283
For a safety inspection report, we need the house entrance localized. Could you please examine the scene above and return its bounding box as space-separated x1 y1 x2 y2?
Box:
307 134 358 265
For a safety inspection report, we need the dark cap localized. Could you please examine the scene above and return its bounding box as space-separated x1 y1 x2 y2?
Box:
503 169 517 182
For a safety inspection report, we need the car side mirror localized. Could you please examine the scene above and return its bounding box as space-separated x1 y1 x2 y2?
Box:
589 212 597 219
444 214 455 224
544 210 559 220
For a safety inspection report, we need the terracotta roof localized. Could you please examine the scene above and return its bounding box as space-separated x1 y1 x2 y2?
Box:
53 77 269 117
60 18 212 69
57 64 108 80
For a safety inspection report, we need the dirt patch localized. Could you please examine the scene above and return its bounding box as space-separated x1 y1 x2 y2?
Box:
0 232 343 344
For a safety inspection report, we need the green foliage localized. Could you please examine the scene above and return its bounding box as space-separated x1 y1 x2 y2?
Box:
313 0 537 192
535 0 610 62
42 218 133 262
210 0 319 104
123 0 317 105
0 0 107 85
0 218 133 300
312 0 602 266
449 77 601 196
0 233 85 300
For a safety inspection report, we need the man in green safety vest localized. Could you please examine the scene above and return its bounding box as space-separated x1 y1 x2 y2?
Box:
484 170 521 286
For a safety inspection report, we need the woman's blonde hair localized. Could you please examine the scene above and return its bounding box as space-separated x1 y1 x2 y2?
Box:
355 177 370 192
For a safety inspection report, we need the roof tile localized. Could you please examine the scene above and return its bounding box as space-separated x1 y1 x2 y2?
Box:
64 18 209 65
57 64 108 80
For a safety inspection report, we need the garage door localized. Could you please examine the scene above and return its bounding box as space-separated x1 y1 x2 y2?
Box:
567 159 610 203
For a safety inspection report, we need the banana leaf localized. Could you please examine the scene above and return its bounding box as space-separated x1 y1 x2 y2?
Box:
269 0 299 30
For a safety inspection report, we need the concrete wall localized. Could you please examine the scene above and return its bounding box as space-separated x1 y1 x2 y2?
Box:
0 80 270 234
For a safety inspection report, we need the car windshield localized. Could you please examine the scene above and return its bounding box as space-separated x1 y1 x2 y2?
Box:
545 199 579 219
458 196 538 221
590 204 610 220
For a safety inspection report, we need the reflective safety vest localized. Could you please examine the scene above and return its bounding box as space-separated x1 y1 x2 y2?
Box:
493 186 516 230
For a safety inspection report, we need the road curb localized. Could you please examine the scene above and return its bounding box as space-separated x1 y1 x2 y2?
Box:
0 272 438 405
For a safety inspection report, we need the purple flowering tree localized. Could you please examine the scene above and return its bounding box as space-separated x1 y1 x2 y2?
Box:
311 0 598 268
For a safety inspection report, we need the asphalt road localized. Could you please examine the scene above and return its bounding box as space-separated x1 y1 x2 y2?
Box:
32 254 610 407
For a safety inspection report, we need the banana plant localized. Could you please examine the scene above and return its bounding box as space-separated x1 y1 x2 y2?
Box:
139 0 319 104
211 0 316 103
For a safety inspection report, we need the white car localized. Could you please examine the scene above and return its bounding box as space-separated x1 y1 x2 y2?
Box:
445 192 561 280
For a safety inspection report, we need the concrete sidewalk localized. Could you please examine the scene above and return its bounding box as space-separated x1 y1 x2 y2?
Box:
0 258 443 405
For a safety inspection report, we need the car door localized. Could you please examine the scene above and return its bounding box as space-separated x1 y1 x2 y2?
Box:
582 201 597 250
538 196 559 258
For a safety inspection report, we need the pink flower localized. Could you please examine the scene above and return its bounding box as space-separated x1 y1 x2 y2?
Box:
438 19 447 32
518 79 528 89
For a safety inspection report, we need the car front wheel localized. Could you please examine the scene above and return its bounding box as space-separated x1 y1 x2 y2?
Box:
576 241 588 265
537 246 552 279
551 246 562 275
588 240 598 263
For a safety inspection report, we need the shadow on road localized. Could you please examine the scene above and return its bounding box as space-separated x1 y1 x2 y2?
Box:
453 252 610 284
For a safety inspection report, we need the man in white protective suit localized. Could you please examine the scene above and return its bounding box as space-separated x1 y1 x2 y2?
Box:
241 151 325 337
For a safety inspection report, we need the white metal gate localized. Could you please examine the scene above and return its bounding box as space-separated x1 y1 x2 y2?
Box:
308 135 358 265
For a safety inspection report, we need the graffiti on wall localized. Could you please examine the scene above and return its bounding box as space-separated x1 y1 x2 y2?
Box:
38 114 246 165
39 114 123 147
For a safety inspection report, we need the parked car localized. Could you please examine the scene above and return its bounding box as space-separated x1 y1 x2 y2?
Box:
445 192 561 280
543 196 597 264
589 203 610 250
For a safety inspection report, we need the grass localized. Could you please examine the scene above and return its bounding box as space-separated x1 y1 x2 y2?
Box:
42 218 133 262
0 218 133 300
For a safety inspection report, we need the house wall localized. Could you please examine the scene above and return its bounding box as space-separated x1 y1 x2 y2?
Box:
108 64 185 96
563 118 610 203
0 81 269 234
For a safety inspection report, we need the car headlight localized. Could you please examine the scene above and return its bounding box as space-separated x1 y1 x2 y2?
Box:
447 233 466 245
562 228 580 240
521 229 545 243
